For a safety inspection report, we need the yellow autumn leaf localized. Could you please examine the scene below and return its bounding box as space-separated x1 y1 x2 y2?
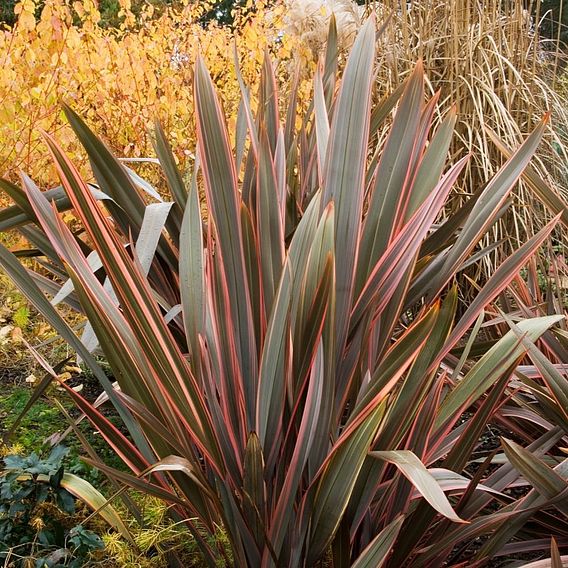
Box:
1 0 305 192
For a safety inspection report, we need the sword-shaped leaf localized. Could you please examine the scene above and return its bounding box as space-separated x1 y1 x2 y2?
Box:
370 451 465 523
194 56 258 428
321 17 375 363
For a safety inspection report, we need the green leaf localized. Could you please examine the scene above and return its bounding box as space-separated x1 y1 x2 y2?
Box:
501 439 568 516
351 304 439 420
291 203 335 391
243 432 266 545
509 320 568 424
426 115 549 300
306 403 386 565
0 180 72 231
321 17 375 362
314 66 330 183
350 157 466 330
442 215 561 354
256 263 291 453
152 120 188 211
406 106 457 218
486 123 568 229
180 179 205 366
370 451 464 522
62 105 185 270
358 61 424 289
59 473 133 543
258 50 279 152
0 242 152 461
268 344 326 560
351 516 404 568
375 286 457 450
194 56 258 428
322 14 338 105
32 136 222 469
436 315 564 429
257 130 285 315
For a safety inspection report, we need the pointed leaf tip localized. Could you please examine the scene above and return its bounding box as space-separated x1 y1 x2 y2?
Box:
370 450 467 523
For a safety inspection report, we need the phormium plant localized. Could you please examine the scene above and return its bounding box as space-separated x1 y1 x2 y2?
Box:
1 16 567 567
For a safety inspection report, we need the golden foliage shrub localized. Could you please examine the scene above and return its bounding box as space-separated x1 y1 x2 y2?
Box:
0 0 301 189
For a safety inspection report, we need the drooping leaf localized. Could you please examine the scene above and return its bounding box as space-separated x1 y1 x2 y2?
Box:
59 473 133 543
370 451 465 523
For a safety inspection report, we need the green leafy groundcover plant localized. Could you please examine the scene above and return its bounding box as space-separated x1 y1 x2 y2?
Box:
0 445 103 567
1 16 567 567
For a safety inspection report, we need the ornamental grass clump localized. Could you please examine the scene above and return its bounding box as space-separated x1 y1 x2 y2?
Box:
370 0 568 285
1 17 568 567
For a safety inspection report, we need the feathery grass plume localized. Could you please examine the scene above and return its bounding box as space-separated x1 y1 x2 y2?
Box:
284 0 364 53
362 0 568 291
